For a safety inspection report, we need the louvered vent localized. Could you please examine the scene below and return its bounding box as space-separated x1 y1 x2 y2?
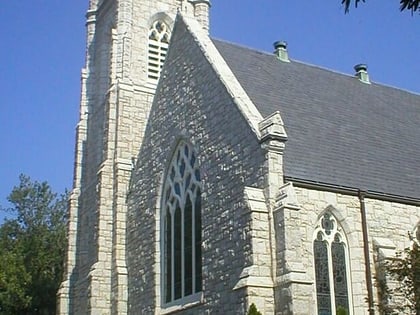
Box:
148 20 171 84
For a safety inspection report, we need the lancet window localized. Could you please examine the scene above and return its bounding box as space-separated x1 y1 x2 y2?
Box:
314 212 352 315
162 141 202 304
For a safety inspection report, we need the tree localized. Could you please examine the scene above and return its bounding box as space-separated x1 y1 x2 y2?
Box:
341 0 420 13
0 175 67 315
247 303 262 315
377 234 420 314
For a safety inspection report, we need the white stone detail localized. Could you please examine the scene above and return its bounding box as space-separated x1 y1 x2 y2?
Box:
276 182 300 211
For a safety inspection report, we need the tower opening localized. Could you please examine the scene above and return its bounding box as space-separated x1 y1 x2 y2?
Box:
148 20 171 84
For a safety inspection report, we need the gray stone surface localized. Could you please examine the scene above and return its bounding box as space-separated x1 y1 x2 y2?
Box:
60 1 420 314
213 39 420 201
58 1 209 314
127 15 268 314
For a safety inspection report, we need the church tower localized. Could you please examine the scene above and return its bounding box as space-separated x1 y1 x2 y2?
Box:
57 1 210 314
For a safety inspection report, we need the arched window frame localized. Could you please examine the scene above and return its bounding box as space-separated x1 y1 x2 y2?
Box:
147 19 171 85
414 224 420 246
160 141 202 308
313 212 353 315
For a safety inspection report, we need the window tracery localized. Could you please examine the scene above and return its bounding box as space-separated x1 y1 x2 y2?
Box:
162 141 202 304
148 20 171 84
314 212 352 315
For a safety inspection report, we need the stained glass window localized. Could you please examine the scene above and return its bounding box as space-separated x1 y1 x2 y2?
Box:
162 141 202 304
314 212 352 315
314 232 332 314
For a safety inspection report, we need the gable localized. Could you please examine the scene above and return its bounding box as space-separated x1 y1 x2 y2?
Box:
127 14 269 313
214 39 420 201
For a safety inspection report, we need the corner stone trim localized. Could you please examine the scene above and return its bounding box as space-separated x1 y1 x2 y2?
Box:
276 182 300 211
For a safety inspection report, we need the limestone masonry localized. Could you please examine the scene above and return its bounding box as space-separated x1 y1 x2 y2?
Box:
58 1 420 314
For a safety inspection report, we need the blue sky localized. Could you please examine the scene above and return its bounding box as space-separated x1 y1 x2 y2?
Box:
0 1 418 222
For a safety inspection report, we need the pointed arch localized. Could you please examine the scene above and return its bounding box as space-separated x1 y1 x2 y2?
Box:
147 15 172 84
413 222 420 245
161 140 202 305
313 211 353 315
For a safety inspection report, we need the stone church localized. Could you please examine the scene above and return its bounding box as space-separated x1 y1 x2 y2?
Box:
57 0 420 314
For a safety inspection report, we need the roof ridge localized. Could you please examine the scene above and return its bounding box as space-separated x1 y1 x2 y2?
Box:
211 37 420 97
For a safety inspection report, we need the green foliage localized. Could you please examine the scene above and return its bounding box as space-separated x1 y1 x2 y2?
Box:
247 303 262 315
341 0 420 13
377 234 420 314
0 175 67 315
336 306 348 315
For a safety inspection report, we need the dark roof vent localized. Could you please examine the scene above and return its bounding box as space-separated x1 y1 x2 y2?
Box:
273 41 290 63
354 63 370 84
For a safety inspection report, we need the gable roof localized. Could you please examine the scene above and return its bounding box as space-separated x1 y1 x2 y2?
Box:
213 39 420 201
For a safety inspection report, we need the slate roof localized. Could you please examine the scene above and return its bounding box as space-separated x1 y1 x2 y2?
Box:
213 39 420 201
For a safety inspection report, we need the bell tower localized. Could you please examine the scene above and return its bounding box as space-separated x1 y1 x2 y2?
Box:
57 0 210 314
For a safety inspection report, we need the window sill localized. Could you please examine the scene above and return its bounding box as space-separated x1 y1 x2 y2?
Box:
160 292 203 314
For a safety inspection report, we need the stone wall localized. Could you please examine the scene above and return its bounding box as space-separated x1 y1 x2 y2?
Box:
277 185 419 314
59 1 419 314
126 15 271 314
59 1 206 314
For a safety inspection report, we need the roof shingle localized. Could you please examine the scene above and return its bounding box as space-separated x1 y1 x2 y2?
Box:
213 39 420 200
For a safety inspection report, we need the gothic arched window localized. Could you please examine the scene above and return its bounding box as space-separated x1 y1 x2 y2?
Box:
314 212 352 315
415 224 420 245
162 141 202 304
148 20 171 84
